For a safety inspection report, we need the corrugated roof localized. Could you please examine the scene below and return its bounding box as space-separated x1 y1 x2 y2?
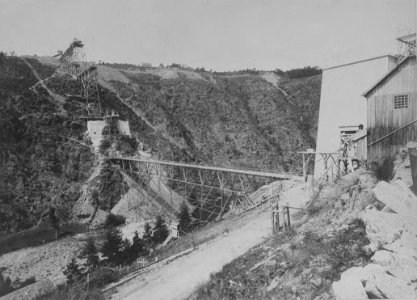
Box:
362 55 415 98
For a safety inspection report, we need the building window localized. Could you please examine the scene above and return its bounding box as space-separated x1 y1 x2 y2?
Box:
393 94 409 109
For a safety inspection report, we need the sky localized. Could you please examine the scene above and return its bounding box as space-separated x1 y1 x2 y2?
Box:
0 0 415 71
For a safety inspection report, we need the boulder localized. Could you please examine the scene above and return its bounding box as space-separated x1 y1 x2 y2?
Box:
371 250 395 266
373 180 417 218
332 277 368 300
340 264 417 299
392 148 413 186
384 230 417 257
381 206 396 213
366 269 417 299
360 209 405 248
341 264 386 282
373 244 417 285
386 254 417 284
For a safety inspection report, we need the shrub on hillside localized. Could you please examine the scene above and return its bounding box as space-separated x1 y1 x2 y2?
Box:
375 157 394 181
177 202 191 235
152 215 169 244
130 231 148 257
286 66 322 79
39 287 104 300
63 257 82 285
104 213 126 227
101 228 124 265
99 138 112 155
116 135 138 155
323 218 371 280
82 237 99 269
142 222 153 247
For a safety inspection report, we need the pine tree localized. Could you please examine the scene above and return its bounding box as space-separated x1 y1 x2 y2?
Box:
121 238 132 264
101 228 124 265
178 201 191 235
131 231 147 256
142 222 152 246
84 237 99 269
63 257 82 285
152 215 169 244
48 207 59 230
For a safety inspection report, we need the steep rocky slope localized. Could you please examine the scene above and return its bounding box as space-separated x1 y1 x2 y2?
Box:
0 57 96 235
99 65 321 173
0 56 321 236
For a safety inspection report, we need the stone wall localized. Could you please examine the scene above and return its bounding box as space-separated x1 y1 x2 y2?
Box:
118 120 131 136
87 119 131 151
87 120 106 150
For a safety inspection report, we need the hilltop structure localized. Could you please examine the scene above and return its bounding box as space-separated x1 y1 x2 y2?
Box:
57 39 132 151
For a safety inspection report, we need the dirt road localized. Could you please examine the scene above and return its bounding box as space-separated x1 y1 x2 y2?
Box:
109 206 272 300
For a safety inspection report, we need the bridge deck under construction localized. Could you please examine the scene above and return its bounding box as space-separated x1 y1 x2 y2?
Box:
109 157 296 180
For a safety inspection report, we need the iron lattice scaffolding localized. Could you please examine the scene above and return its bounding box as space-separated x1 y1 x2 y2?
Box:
108 157 292 223
59 39 102 117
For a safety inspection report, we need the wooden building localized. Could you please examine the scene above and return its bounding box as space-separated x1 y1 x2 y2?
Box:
363 54 417 163
314 55 396 178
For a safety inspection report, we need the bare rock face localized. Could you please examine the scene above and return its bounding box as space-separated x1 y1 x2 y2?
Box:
385 252 417 284
373 180 417 218
367 270 417 299
360 209 405 249
335 263 417 300
332 277 368 300
392 147 413 186
371 250 395 266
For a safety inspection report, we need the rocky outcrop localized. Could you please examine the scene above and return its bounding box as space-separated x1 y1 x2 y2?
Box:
333 263 417 300
333 176 417 300
373 180 417 218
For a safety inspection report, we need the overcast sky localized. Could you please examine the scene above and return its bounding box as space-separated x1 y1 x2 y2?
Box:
0 0 415 71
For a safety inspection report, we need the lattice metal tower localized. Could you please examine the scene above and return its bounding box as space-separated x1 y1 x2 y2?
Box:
58 38 102 117
397 28 416 60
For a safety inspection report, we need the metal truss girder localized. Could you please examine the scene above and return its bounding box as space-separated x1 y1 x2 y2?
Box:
109 158 291 221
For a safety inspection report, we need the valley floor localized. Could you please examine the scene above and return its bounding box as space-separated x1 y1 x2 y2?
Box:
106 205 273 300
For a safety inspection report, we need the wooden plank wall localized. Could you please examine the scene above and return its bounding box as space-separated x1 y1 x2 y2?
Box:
367 57 417 163
355 136 367 161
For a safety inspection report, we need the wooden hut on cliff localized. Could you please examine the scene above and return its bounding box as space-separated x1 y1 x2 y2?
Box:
363 54 417 163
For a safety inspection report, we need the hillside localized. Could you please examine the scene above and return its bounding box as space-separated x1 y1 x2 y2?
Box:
0 55 321 236
99 65 321 172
